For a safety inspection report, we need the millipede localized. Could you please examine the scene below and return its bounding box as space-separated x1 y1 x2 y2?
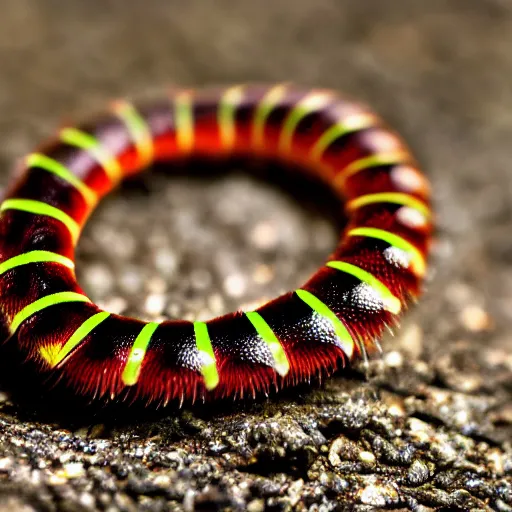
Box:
0 84 432 406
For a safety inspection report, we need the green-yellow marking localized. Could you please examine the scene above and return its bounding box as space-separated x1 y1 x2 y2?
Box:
326 261 401 314
334 151 410 188
10 291 91 335
218 85 244 149
122 321 159 386
0 199 80 244
193 321 219 390
175 90 194 152
309 113 377 160
60 127 123 183
252 84 288 148
347 192 430 219
245 311 289 376
112 100 154 168
347 226 426 277
40 311 110 368
26 153 97 207
0 251 74 276
279 91 333 153
295 289 354 358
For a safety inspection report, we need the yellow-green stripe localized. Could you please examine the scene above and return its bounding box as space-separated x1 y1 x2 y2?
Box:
122 321 159 386
253 84 288 148
218 85 244 149
175 91 194 152
10 291 90 334
112 100 154 168
0 251 74 276
347 227 426 277
326 260 401 314
0 199 80 244
347 192 430 219
40 311 110 367
295 289 354 358
310 113 376 160
245 311 289 376
334 151 410 188
26 153 97 207
279 92 333 153
193 321 219 390
60 127 122 182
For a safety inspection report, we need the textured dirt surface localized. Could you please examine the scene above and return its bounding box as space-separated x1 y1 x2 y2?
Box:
0 0 511 510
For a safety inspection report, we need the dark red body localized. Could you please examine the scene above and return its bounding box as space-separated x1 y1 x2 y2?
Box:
0 84 432 406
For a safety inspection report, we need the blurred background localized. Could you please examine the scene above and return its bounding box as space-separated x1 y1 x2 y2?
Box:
0 1 511 510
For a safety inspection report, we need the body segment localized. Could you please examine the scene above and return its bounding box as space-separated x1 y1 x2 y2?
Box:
0 84 433 405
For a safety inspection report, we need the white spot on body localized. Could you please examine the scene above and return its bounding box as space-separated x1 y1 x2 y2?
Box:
361 129 403 154
199 351 215 367
130 348 145 363
301 91 334 111
391 165 428 193
396 206 429 229
383 246 411 270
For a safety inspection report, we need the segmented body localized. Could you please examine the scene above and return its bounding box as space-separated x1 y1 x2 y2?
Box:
0 84 432 406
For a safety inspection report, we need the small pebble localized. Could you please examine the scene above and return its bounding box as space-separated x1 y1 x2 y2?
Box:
360 483 398 506
408 418 432 443
83 263 114 297
146 276 167 294
189 269 213 291
145 293 166 316
312 219 336 250
459 305 492 332
454 410 470 426
384 351 403 368
153 248 178 277
118 268 143 294
407 460 430 485
79 492 95 508
486 449 505 475
153 474 172 487
252 264 274 285
247 499 265 512
195 309 213 322
167 302 181 318
398 323 423 359
0 457 13 472
97 296 127 315
446 282 474 305
60 462 86 479
223 273 247 298
250 221 278 250
359 451 376 464
207 293 225 315
239 297 271 312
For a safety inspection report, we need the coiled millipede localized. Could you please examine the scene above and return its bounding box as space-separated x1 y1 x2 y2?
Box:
0 84 432 406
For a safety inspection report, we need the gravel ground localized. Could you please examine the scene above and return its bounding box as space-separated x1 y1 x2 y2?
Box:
0 1 511 510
